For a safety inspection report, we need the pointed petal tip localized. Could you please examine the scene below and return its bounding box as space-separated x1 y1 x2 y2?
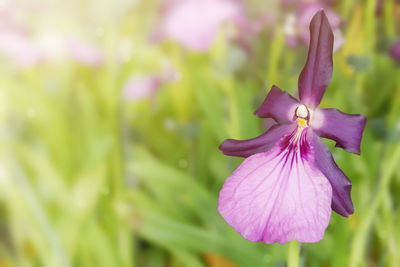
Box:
332 200 354 217
311 9 333 36
313 8 328 20
219 139 238 154
218 124 297 158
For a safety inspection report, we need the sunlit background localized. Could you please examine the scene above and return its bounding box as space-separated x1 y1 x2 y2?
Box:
0 0 400 266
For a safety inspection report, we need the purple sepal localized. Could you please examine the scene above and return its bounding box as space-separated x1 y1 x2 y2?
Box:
310 131 354 217
298 10 333 108
313 108 367 154
219 123 297 158
254 85 299 123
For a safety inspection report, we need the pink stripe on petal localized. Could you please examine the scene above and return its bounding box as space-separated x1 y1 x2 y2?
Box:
254 85 299 123
218 128 332 244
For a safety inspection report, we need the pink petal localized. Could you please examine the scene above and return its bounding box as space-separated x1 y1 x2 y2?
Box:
122 75 162 101
254 85 299 123
218 128 332 244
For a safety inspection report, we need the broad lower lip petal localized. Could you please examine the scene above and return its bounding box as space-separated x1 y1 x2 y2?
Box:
218 127 332 244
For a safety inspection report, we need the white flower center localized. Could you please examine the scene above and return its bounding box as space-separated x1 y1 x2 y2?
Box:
295 104 311 128
296 104 308 118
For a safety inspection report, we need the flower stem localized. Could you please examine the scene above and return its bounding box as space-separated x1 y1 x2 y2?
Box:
287 241 300 267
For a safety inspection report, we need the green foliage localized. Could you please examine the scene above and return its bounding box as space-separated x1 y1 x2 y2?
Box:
1 0 400 266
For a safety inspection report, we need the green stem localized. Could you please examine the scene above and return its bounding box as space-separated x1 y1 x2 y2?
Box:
287 241 300 267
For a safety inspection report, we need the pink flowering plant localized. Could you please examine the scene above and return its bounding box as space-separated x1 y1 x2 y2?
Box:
218 10 366 244
155 0 248 51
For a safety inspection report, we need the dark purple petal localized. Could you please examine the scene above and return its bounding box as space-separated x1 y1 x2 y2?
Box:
219 123 297 158
312 108 367 154
310 130 354 217
254 85 299 123
298 10 333 108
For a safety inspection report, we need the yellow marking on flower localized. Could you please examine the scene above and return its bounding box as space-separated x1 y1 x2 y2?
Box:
297 119 307 128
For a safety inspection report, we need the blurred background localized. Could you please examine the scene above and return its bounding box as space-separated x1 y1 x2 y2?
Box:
0 0 400 266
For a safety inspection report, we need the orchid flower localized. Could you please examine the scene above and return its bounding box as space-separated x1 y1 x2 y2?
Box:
218 10 366 244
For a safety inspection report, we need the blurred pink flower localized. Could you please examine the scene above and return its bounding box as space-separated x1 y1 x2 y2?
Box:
0 3 44 66
0 2 104 68
122 75 163 101
67 39 104 67
0 32 44 66
155 0 248 51
284 3 343 51
123 65 179 101
389 41 400 61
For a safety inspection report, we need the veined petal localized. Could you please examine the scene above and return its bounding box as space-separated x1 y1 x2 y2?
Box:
312 108 367 154
254 85 299 123
298 10 333 108
219 123 297 158
218 128 332 244
310 131 353 217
